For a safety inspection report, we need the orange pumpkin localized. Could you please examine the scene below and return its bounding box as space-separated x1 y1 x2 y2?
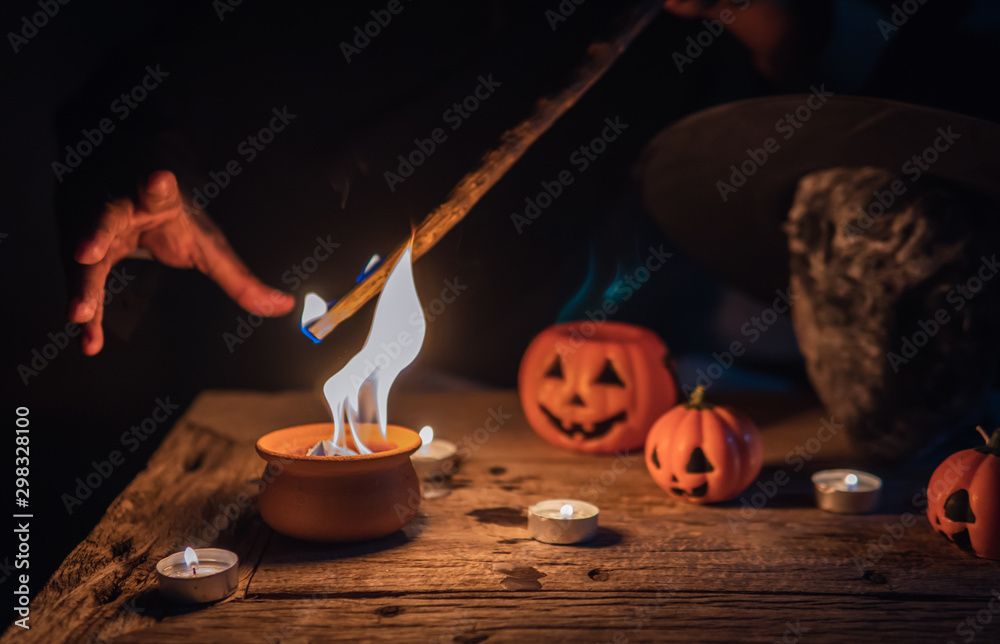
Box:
926 426 1000 559
518 321 678 454
645 386 763 503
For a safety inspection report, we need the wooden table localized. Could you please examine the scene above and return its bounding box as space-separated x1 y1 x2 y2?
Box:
7 389 999 643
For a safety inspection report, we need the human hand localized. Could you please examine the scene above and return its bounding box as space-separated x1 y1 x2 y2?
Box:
663 0 805 86
69 170 295 355
662 0 724 20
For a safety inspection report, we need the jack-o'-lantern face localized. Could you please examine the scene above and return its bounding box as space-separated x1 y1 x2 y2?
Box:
926 427 1000 559
645 387 763 504
518 322 678 454
649 445 715 499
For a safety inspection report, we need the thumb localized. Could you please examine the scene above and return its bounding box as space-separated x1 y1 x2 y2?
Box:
138 170 182 214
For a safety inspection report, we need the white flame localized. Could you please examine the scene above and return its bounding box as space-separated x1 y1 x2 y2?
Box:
301 292 327 327
417 425 434 456
310 245 426 456
560 504 574 518
184 547 198 569
363 254 381 275
844 473 859 490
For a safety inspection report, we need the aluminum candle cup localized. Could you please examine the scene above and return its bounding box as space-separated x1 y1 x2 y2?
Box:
528 499 599 544
811 469 882 514
156 548 238 604
411 439 458 480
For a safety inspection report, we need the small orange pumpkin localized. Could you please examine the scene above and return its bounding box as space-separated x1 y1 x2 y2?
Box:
926 426 1000 559
518 321 678 454
644 386 763 503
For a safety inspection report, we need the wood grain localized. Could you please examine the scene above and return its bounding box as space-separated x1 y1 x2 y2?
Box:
0 392 324 644
104 594 1000 644
248 438 1000 600
4 389 999 643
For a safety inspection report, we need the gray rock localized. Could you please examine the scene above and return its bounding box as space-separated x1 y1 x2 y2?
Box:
786 167 1000 461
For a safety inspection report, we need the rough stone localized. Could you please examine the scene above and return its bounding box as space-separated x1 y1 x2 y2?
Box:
786 167 1000 460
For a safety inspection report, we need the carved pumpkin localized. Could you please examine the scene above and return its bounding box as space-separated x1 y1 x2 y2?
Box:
518 321 678 454
926 426 1000 559
644 386 763 504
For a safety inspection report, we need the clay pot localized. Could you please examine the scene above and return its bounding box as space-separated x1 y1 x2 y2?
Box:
255 423 421 542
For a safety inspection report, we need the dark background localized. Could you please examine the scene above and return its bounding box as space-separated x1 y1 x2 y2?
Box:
2 0 999 613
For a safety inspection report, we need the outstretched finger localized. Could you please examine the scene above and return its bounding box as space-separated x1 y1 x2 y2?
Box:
188 213 294 317
69 243 120 324
75 200 131 266
69 254 114 324
80 291 106 356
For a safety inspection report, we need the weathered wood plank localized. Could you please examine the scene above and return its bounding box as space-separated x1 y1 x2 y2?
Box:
249 390 1000 600
7 388 998 644
107 593 1000 644
247 461 1000 599
0 391 326 644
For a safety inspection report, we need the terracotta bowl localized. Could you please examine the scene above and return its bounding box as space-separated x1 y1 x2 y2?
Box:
255 423 421 542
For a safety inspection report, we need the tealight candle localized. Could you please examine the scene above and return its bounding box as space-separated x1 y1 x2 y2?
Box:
811 469 882 514
528 499 599 544
156 547 238 604
410 426 458 480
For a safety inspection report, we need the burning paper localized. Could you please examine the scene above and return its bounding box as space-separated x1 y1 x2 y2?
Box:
307 244 426 456
301 293 328 328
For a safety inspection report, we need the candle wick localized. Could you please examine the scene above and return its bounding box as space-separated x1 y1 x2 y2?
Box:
191 564 198 576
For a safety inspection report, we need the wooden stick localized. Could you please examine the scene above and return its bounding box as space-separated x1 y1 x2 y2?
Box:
308 0 663 341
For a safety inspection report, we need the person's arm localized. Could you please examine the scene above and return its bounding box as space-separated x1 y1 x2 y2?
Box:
663 0 830 87
69 170 293 355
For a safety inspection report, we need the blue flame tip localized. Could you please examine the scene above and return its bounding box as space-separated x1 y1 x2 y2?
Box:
356 256 385 283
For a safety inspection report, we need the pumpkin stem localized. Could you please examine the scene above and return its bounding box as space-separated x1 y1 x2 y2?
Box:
687 386 714 410
974 426 1000 457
